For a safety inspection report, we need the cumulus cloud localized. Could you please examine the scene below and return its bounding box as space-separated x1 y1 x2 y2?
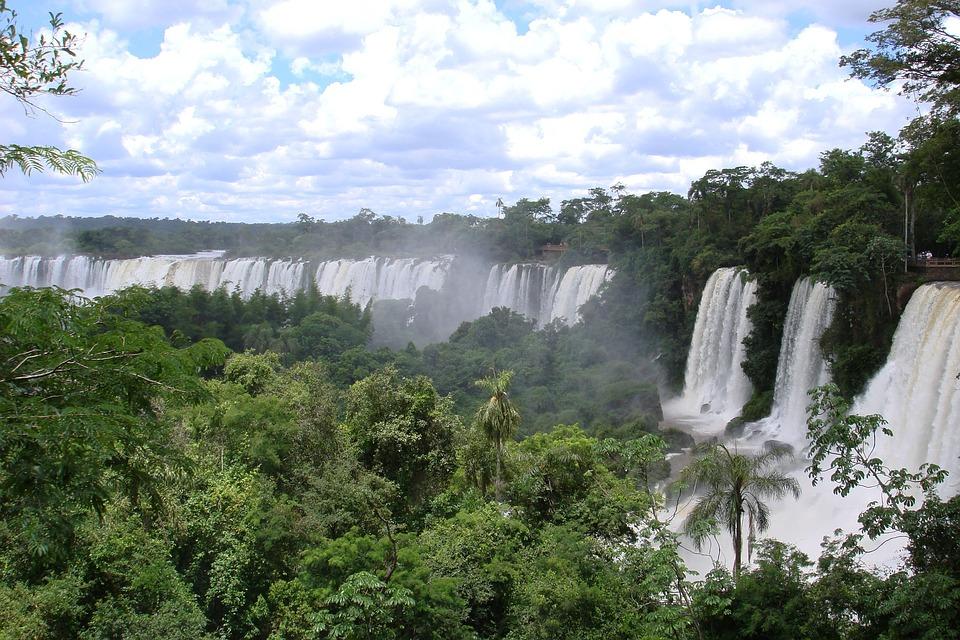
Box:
0 0 916 222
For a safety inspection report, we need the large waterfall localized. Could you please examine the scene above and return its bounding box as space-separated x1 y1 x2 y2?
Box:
315 257 450 307
0 254 448 302
479 263 610 326
673 267 757 421
855 282 960 483
0 253 310 299
1 254 610 329
752 277 836 444
678 280 960 572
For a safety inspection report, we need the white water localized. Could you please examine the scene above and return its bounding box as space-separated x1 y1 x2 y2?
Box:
0 255 610 328
479 263 610 326
765 282 960 564
548 265 611 325
314 257 450 307
0 254 450 302
746 277 836 445
668 267 757 425
680 282 960 575
855 282 960 485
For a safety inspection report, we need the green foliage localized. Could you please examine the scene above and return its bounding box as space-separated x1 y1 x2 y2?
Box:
224 351 282 395
0 573 85 638
344 368 460 515
0 287 228 563
474 370 521 502
0 3 99 180
0 144 99 181
311 571 415 640
420 503 529 637
506 524 688 640
173 463 298 639
508 425 651 540
841 0 960 117
279 531 472 640
75 509 211 640
693 541 837 640
903 495 960 575
806 384 948 540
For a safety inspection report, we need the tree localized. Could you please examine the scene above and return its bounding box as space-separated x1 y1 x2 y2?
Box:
473 370 521 503
0 287 228 562
841 0 960 117
344 368 460 514
681 443 800 579
0 2 98 180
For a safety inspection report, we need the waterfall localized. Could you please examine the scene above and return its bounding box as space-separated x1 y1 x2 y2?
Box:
0 253 309 299
313 257 449 307
479 263 610 326
752 282 960 569
480 264 551 321
752 277 836 444
547 265 611 325
1 253 611 328
855 282 960 482
0 254 450 303
677 267 757 419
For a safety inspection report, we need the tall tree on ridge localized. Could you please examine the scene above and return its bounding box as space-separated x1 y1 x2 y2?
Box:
474 370 521 503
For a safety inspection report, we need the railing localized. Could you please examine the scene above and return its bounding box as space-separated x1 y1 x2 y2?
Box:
908 257 960 280
910 257 960 268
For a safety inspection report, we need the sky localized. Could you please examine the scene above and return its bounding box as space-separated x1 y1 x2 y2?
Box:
0 0 918 223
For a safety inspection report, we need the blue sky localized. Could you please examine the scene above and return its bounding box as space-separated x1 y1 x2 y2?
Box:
0 0 915 223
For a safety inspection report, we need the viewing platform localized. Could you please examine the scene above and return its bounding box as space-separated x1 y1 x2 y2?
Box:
538 243 568 259
908 257 960 280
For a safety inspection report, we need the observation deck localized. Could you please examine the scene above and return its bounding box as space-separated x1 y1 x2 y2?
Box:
908 257 960 280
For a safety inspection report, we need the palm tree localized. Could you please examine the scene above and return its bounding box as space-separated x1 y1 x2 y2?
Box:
681 442 800 579
474 370 521 502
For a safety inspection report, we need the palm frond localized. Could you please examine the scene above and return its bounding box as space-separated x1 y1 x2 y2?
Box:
0 144 100 181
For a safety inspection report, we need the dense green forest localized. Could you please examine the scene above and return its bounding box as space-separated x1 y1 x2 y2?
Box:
3 0 960 638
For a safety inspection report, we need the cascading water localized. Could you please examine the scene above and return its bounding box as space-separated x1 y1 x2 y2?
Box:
479 263 610 326
855 282 960 483
547 265 611 325
480 264 553 321
314 257 449 307
759 282 960 568
1 254 611 330
672 267 757 421
0 253 310 299
747 277 836 444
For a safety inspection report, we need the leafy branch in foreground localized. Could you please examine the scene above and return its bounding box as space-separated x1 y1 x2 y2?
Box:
0 143 99 181
806 383 948 541
841 0 960 116
0 2 83 112
0 2 99 181
0 287 229 563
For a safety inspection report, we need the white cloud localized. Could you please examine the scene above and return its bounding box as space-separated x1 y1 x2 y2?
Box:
0 0 917 222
